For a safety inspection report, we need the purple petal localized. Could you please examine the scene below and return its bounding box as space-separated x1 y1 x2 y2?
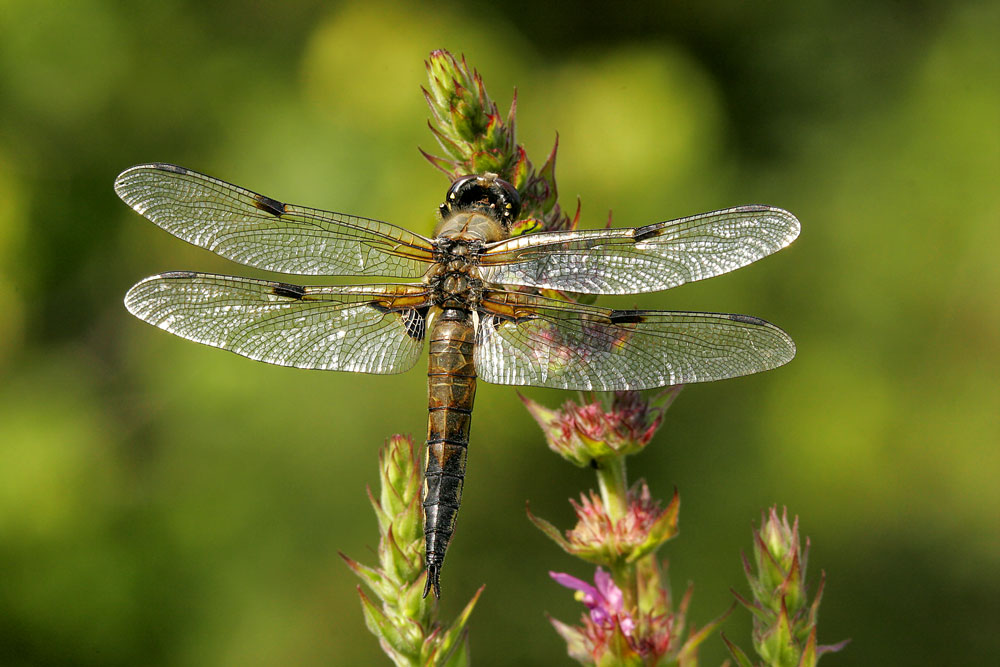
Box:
593 569 625 613
593 568 613 594
590 607 611 626
550 571 598 605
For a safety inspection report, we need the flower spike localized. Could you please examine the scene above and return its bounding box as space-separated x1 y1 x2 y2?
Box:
343 434 482 665
726 506 849 666
421 49 576 234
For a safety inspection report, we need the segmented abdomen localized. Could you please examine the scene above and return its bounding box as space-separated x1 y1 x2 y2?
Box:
423 307 476 598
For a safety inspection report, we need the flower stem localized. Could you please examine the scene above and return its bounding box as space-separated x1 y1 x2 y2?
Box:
596 456 629 522
595 456 640 609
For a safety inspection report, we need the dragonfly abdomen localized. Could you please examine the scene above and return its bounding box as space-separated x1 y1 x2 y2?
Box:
423 307 476 598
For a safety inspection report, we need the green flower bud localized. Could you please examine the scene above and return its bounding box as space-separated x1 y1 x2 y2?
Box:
727 507 849 667
343 434 482 666
421 49 576 234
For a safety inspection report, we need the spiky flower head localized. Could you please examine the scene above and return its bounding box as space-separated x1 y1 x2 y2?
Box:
422 49 577 234
725 507 848 667
521 388 682 468
341 434 482 666
529 482 679 566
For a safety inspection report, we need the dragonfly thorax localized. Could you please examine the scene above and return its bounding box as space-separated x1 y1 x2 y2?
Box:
434 209 506 243
427 238 485 310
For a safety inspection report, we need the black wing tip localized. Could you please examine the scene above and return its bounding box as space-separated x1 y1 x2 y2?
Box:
115 162 189 182
122 285 140 314
154 270 200 280
742 314 797 367
115 162 216 198
730 203 794 216
123 271 199 311
734 203 777 213
114 163 196 206
146 162 188 174
717 203 799 225
738 204 801 244
725 311 796 346
675 311 797 376
725 312 770 326
635 204 801 247
125 270 197 287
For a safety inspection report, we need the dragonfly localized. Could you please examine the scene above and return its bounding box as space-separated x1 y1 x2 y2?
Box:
118 163 799 597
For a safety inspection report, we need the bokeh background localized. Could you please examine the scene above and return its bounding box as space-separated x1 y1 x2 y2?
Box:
1 0 997 664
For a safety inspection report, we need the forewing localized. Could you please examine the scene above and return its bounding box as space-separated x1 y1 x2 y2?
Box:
475 291 795 390
480 205 799 294
116 163 435 277
125 272 430 373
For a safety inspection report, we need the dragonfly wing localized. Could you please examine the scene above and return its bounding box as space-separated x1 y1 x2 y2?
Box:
125 272 431 373
116 163 435 277
474 291 795 390
480 205 799 294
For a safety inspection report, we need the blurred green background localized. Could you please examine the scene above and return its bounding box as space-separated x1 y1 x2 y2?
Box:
1 0 997 664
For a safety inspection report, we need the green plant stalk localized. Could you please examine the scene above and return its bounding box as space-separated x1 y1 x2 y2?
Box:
596 456 639 608
596 456 629 523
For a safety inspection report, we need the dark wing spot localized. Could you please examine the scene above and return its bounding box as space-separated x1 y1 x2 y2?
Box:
727 313 768 325
159 270 198 279
253 193 286 217
609 310 646 325
400 307 428 341
369 303 428 340
272 282 306 299
633 226 661 242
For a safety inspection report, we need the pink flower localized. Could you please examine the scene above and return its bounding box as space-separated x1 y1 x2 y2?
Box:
549 567 710 664
529 482 679 565
550 569 636 636
521 388 682 467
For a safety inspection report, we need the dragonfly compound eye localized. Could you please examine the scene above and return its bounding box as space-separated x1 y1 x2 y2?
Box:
494 177 521 223
444 173 521 224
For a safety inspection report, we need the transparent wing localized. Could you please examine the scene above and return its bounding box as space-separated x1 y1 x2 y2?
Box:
480 205 799 294
475 291 795 390
115 163 435 277
125 272 431 373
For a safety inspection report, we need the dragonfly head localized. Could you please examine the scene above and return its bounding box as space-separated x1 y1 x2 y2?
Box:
440 173 521 228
